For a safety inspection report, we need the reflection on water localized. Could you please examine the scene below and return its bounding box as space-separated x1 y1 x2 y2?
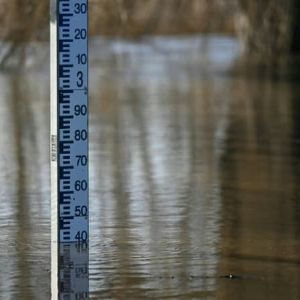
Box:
0 35 300 299
0 71 50 299
217 77 300 300
57 243 89 299
88 36 236 299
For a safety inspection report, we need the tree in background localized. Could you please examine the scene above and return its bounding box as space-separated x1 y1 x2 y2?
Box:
290 0 300 52
234 0 299 58
0 0 299 67
0 0 48 65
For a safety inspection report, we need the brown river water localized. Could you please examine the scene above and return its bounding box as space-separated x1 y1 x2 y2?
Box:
0 35 300 299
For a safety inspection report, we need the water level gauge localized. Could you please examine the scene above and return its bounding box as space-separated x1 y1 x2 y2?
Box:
51 0 89 244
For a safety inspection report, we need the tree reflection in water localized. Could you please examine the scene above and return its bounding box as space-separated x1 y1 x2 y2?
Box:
0 36 300 299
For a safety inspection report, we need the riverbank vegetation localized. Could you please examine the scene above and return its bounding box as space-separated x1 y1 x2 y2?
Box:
0 0 234 40
0 0 299 66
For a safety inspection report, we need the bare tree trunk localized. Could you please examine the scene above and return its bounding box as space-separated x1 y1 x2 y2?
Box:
234 0 295 58
290 0 300 52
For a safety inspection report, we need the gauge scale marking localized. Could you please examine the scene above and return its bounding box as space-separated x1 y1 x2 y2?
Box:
55 0 89 243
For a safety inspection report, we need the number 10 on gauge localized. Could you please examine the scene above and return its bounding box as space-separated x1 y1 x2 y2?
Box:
51 0 89 244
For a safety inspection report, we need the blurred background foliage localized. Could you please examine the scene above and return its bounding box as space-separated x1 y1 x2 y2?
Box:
0 0 299 66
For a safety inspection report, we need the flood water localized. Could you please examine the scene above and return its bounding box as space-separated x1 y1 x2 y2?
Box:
1 35 300 299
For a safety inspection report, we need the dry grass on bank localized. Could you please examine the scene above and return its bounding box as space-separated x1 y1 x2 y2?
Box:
1 0 294 67
88 0 235 36
0 0 235 67
0 0 234 41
